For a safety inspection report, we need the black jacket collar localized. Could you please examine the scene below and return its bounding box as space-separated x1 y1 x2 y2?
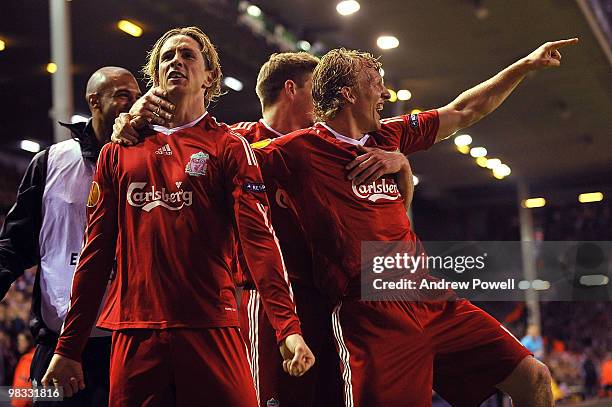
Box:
58 119 102 162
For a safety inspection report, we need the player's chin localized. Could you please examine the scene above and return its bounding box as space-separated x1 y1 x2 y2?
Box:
165 83 189 96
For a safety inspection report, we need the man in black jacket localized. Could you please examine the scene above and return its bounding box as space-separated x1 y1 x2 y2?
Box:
0 66 141 405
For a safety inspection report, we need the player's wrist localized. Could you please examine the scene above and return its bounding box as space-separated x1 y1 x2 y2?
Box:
513 56 535 74
276 321 302 345
54 346 82 364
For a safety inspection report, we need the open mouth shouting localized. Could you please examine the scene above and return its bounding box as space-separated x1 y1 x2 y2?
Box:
168 70 187 83
375 102 384 118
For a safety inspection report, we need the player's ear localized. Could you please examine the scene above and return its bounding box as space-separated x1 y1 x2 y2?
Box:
201 69 215 89
284 80 297 98
87 93 100 112
340 86 356 105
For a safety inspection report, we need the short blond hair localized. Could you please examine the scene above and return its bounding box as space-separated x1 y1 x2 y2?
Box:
312 48 382 121
256 52 319 109
143 26 222 107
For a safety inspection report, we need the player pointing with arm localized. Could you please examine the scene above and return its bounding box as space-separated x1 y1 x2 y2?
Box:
251 38 577 406
435 38 578 141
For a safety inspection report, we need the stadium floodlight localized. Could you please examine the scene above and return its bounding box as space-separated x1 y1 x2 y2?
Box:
0 39 5 51
532 280 551 290
397 89 412 101
379 68 385 77
387 89 397 102
518 280 531 290
46 63 57 74
578 192 604 203
336 0 360 16
456 145 470 154
224 77 243 92
476 157 488 167
71 114 89 123
579 274 609 286
492 164 511 178
298 40 311 51
522 197 546 208
377 35 399 50
469 146 487 158
412 175 419 186
485 158 501 169
410 108 422 114
117 20 143 37
454 134 472 147
246 4 262 17
21 140 41 153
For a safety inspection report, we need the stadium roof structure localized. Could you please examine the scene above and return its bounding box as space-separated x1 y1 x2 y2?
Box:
1 0 610 197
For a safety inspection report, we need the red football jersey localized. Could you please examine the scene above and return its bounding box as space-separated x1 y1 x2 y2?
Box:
56 113 300 362
253 111 440 299
230 120 283 144
230 120 314 288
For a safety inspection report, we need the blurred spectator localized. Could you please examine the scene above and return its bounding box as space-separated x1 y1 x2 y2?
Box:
521 324 544 360
540 300 610 402
415 199 612 242
551 339 566 353
581 350 599 399
541 302 610 361
549 373 565 402
538 201 612 241
0 267 35 386
16 332 33 356
11 332 34 407
602 352 612 397
0 330 17 385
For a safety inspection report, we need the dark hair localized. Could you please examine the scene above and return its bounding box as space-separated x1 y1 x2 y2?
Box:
256 52 319 108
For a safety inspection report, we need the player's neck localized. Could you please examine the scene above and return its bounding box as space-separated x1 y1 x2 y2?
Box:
91 115 111 147
167 93 206 128
262 103 299 135
325 111 366 140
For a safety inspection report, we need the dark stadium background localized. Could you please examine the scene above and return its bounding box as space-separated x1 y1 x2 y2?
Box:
0 1 610 405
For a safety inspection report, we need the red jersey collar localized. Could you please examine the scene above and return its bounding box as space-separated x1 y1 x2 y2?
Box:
315 122 370 146
151 111 209 135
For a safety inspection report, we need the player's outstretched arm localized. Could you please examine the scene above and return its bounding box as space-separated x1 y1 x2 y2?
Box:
436 38 579 142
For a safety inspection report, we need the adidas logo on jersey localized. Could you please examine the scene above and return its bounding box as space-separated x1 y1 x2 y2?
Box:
155 144 172 155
